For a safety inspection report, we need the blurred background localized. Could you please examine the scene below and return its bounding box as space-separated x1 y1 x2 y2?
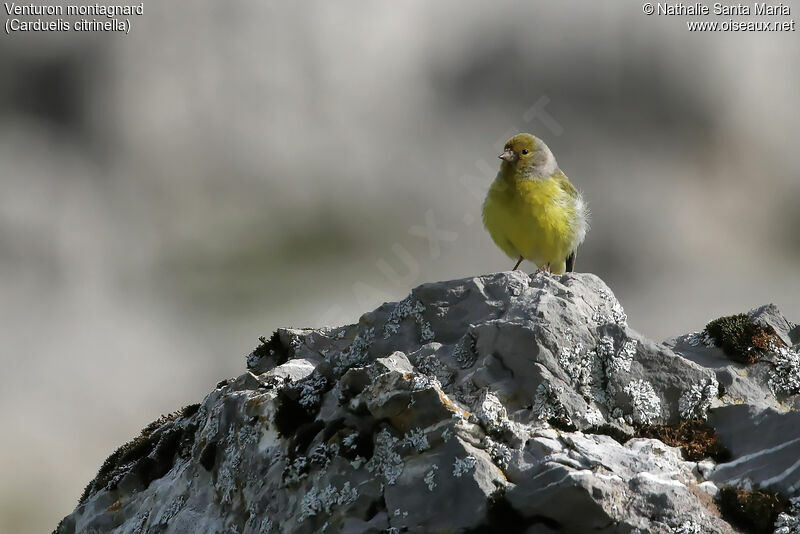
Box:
2 1 799 531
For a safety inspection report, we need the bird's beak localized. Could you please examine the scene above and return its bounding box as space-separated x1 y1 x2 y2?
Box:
499 149 517 163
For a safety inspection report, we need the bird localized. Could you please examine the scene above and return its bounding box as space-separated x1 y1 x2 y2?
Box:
482 133 588 274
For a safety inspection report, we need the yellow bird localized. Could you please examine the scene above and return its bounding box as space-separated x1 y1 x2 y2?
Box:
482 133 588 274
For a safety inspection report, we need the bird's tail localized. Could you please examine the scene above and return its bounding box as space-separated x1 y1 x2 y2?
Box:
565 250 577 272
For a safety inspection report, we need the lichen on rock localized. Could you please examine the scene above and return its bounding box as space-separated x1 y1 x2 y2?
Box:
769 345 800 397
678 377 719 420
56 272 800 534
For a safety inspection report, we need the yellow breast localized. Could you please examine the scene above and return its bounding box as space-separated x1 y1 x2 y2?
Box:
482 175 581 273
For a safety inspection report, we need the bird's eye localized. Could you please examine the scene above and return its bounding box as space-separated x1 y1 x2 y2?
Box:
522 149 529 155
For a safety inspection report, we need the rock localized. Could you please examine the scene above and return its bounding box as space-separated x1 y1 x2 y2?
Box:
749 304 800 348
505 432 736 533
666 306 800 412
55 272 800 534
710 405 800 495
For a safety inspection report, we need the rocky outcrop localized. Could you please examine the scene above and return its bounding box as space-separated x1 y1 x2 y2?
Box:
55 272 800 533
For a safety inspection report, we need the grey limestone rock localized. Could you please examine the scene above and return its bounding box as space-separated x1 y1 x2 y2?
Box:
709 405 800 495
666 305 800 413
56 271 800 533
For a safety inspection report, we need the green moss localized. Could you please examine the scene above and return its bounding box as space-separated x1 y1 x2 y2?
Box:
79 405 200 504
717 486 789 534
705 314 780 364
52 517 67 534
252 334 273 360
248 331 290 370
181 403 201 418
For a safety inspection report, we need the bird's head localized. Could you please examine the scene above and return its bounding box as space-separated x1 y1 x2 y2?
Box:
499 133 557 179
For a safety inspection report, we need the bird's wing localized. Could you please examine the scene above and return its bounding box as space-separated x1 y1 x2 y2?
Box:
554 170 584 273
553 170 579 198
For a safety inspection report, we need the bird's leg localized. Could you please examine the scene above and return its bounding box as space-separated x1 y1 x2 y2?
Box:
512 256 523 271
545 263 552 273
